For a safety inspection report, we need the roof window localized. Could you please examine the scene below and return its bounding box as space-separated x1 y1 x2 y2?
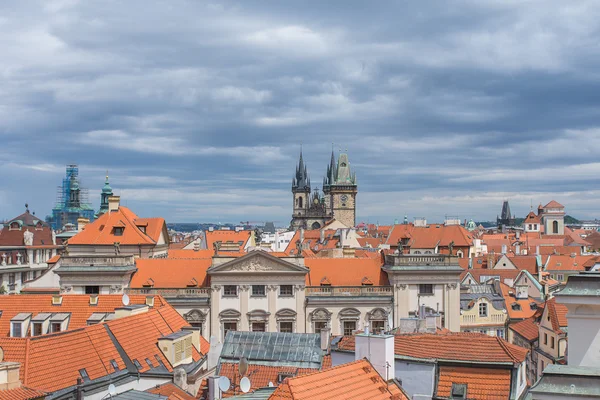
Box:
113 227 124 236
451 383 468 399
79 369 89 380
511 303 521 311
145 358 154 368
278 372 295 383
110 359 119 372
133 359 142 370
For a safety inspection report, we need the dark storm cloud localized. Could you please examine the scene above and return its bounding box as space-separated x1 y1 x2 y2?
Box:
2 0 600 224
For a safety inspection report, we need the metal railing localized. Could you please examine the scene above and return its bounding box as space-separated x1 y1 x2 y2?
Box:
305 286 393 297
125 287 211 297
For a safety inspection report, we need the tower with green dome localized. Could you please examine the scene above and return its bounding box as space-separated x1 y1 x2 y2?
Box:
96 173 114 218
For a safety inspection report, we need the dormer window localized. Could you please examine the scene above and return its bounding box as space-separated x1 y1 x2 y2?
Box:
138 226 146 234
12 323 22 338
10 222 20 230
113 227 124 236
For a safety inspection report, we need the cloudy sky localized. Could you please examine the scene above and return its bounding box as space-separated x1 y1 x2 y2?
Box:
2 0 600 225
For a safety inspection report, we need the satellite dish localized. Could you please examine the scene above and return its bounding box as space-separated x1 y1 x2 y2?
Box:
240 377 251 393
268 382 274 388
0 347 4 362
239 356 249 376
218 376 231 392
108 384 116 396
122 294 130 306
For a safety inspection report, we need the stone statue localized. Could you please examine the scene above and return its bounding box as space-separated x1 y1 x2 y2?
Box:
397 240 403 255
63 241 69 255
52 231 57 246
1 254 6 266
295 239 302 256
448 240 455 255
23 230 34 246
114 241 121 255
213 241 220 255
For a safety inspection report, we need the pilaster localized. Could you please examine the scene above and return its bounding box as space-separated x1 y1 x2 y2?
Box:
295 284 306 333
240 285 250 331
267 285 277 331
210 285 221 340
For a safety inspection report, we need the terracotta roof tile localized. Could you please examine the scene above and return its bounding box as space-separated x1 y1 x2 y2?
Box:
436 366 512 399
545 254 594 271
68 207 163 246
0 294 165 337
205 230 251 251
543 200 564 209
546 298 568 334
167 250 213 259
46 255 60 264
147 383 196 400
269 359 398 400
131 259 211 288
337 333 527 364
498 282 540 320
0 227 55 247
509 318 539 342
0 386 46 400
305 258 388 286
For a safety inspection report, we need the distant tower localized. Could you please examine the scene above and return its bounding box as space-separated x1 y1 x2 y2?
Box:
324 150 358 228
49 165 95 230
290 150 311 230
497 200 516 229
96 173 113 218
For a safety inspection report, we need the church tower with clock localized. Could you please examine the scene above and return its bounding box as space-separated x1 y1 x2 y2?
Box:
290 149 358 230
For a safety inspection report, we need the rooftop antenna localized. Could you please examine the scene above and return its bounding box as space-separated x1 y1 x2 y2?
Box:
218 376 231 392
121 293 130 306
240 377 251 393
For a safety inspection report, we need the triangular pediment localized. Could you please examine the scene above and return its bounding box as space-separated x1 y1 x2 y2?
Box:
208 251 309 274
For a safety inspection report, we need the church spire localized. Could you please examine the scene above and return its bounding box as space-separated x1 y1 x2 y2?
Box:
292 149 310 191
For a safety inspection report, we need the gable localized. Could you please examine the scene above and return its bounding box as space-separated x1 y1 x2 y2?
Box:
208 251 309 274
494 255 517 270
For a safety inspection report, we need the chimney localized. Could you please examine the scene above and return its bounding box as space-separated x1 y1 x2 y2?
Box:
114 304 149 319
108 195 120 213
158 331 194 368
515 244 520 255
320 229 325 244
0 362 21 390
300 228 305 243
207 376 222 400
536 245 540 256
77 217 89 232
501 244 507 254
320 327 331 351
207 336 221 370
516 231 520 240
355 333 395 381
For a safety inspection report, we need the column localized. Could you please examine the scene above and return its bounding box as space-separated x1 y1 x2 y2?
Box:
210 285 221 341
267 285 277 332
240 285 249 332
446 283 460 332
295 284 306 333
395 284 410 327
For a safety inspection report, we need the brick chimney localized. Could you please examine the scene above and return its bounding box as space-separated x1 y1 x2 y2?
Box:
108 195 120 213
77 217 89 232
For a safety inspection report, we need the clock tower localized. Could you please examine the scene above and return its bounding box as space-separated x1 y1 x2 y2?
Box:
323 150 358 228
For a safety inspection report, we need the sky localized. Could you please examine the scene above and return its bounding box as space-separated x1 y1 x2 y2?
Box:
2 0 600 225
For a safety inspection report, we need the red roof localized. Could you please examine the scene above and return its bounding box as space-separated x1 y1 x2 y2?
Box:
509 318 539 342
131 258 211 288
498 282 540 320
0 294 165 337
147 383 195 400
337 333 527 364
167 249 213 259
68 207 165 246
305 257 388 286
545 254 594 271
269 359 400 400
546 298 568 334
436 366 512 399
205 230 251 251
0 227 54 247
544 200 564 209
0 386 46 400
46 255 60 264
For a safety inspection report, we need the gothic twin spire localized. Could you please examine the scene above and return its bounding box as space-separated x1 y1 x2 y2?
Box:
292 148 356 192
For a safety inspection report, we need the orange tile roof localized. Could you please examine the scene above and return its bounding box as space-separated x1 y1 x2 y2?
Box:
386 381 408 400
546 298 568 334
269 359 398 400
337 333 527 364
509 318 539 342
167 249 213 259
498 282 540 320
46 255 60 264
544 200 564 209
436 366 512 400
461 269 520 285
205 230 251 250
131 258 211 288
545 254 594 271
357 238 385 248
0 294 165 337
387 224 473 250
0 386 47 400
218 363 320 398
305 257 388 286
147 383 195 400
506 255 538 274
523 211 542 224
68 207 164 246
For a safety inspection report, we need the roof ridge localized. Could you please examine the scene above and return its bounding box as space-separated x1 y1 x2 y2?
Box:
495 336 523 364
118 208 156 244
23 337 30 385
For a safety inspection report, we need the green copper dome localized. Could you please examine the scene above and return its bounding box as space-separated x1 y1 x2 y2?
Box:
102 174 113 194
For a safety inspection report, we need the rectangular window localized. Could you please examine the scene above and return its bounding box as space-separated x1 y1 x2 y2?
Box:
252 285 266 297
8 273 15 285
223 285 237 297
33 323 43 336
371 320 385 333
113 227 124 236
343 321 356 336
51 323 61 333
418 284 434 295
12 323 21 337
479 302 488 317
496 329 504 339
21 272 28 283
557 274 564 281
85 286 100 294
252 322 266 332
551 336 555 349
544 333 548 345
279 321 293 333
314 321 327 334
223 322 237 337
280 285 293 297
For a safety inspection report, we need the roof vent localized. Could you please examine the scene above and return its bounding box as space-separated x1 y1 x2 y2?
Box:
145 296 155 307
451 383 468 399
571 253 576 258
89 295 99 306
52 295 62 306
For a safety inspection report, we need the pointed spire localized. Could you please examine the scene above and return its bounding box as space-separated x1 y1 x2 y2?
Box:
292 147 310 191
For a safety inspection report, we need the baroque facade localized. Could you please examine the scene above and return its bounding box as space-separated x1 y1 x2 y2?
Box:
291 150 357 230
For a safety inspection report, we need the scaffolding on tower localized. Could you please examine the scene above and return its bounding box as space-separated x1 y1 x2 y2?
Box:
49 164 95 231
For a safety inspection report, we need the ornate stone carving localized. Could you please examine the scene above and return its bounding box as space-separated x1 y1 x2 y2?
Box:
23 230 34 246
228 258 276 272
446 283 457 290
267 284 279 291
368 308 388 320
240 285 250 291
275 308 297 320
311 308 332 321
211 285 222 292
1 254 6 266
60 285 73 293
109 285 123 294
294 284 306 291
184 309 206 322
339 307 361 320
219 309 241 320
396 284 407 290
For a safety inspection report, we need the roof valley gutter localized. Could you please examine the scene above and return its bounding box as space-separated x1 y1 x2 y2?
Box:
104 324 137 373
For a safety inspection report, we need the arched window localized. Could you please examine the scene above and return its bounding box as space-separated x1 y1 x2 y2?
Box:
553 220 559 234
311 222 321 229
456 250 464 259
298 197 303 208
414 251 421 254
